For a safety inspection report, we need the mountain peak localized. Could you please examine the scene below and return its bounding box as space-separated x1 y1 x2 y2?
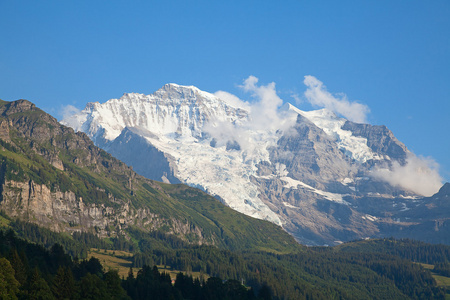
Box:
162 83 199 91
62 83 246 143
153 83 210 101
436 182 450 197
0 99 38 116
1 98 298 252
300 107 340 121
282 103 340 123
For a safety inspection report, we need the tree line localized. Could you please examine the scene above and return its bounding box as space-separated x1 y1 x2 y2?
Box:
0 229 272 300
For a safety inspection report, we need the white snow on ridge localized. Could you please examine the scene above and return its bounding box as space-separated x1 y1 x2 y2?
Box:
286 104 381 163
341 178 353 185
63 84 248 143
282 202 301 209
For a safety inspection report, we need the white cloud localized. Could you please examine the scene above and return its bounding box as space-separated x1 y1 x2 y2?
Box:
59 104 81 121
208 76 297 155
213 90 251 111
240 75 289 131
371 152 443 196
303 75 370 123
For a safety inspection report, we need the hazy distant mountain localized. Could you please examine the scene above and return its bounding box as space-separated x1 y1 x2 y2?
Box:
62 84 449 245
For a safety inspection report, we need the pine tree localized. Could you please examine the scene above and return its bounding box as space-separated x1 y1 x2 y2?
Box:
8 248 27 285
127 267 134 281
26 268 55 300
104 270 128 300
53 266 76 300
78 273 109 300
0 258 20 300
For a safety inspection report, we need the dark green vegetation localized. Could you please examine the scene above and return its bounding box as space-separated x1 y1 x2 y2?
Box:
8 218 128 258
333 237 450 264
3 215 450 299
0 229 268 300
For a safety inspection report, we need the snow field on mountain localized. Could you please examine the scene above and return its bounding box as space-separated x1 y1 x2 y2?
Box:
142 132 283 225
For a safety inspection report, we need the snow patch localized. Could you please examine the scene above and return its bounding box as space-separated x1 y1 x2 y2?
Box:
341 178 353 185
362 214 378 221
282 202 301 209
280 176 349 205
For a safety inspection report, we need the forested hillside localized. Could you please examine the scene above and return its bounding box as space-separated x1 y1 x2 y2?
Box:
0 229 270 300
1 218 449 299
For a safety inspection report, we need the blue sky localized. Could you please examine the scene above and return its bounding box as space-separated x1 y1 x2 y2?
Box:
1 1 449 182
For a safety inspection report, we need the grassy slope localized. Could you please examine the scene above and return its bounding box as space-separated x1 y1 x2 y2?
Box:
420 263 450 289
161 183 297 253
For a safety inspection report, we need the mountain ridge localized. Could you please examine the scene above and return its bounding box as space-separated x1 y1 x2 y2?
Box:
61 84 449 246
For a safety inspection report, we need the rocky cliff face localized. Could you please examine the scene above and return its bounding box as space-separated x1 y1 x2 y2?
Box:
1 178 208 242
269 114 357 189
0 169 208 246
341 121 408 165
2 179 116 234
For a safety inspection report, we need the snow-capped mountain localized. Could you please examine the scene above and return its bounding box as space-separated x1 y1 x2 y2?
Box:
62 83 446 245
64 84 282 225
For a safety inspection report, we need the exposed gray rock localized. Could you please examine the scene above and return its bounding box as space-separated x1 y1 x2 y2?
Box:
0 179 208 244
107 127 180 184
270 114 357 189
342 121 408 165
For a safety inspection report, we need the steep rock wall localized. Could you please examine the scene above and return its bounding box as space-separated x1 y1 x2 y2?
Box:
0 179 207 244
